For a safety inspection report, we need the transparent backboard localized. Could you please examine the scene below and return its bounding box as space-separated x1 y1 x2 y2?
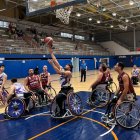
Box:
26 0 86 16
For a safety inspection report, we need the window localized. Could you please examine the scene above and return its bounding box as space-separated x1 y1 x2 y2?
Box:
0 21 9 28
61 32 73 38
75 35 85 40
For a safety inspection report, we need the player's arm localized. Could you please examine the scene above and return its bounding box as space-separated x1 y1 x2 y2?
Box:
38 76 43 90
48 47 61 70
47 73 51 85
1 74 7 90
89 72 103 89
118 74 129 102
7 85 15 103
24 77 30 92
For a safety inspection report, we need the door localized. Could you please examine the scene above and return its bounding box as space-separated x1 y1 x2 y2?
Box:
71 58 79 72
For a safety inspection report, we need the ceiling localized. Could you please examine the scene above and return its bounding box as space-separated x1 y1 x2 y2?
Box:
1 0 140 34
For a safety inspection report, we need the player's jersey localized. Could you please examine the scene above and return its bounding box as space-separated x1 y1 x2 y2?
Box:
27 75 41 91
0 72 7 85
132 69 139 77
14 83 27 97
118 72 135 94
59 67 71 87
100 72 107 84
40 71 49 87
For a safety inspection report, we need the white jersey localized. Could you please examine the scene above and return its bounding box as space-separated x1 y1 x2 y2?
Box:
59 67 71 87
132 69 139 77
0 72 7 85
14 83 27 97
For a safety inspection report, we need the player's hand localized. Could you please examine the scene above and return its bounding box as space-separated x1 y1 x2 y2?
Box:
116 99 122 106
48 59 54 65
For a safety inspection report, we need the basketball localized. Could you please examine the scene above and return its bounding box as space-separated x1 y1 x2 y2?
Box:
44 37 53 46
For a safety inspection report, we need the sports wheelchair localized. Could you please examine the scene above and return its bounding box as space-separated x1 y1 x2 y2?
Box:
50 88 83 119
5 93 35 119
87 82 117 108
101 94 140 129
131 76 139 85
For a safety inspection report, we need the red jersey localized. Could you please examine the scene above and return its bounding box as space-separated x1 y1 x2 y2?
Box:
118 72 135 94
100 72 107 84
40 72 49 87
27 75 41 90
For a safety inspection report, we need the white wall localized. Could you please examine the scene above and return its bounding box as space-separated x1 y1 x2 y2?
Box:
100 41 140 55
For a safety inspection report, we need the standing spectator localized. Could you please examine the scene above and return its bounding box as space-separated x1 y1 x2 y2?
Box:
80 60 87 82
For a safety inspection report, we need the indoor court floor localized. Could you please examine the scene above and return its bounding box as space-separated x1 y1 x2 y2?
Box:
0 68 140 140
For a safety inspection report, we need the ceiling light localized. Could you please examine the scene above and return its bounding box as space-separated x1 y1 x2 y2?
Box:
110 25 114 28
112 12 117 16
89 18 92 21
102 8 106 12
125 19 129 22
97 20 101 24
129 0 134 5
32 0 38 1
131 22 134 24
76 13 81 17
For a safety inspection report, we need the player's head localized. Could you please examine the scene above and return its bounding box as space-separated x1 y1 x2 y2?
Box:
114 62 124 72
99 63 107 72
43 65 47 72
0 64 5 72
133 65 137 69
11 78 17 83
28 68 34 76
64 64 73 72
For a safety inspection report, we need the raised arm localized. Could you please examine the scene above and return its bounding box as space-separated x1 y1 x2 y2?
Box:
48 47 61 70
24 77 30 92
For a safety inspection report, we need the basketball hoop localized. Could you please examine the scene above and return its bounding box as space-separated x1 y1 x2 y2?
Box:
118 24 128 31
55 6 73 24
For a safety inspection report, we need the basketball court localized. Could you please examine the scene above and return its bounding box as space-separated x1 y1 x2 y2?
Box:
0 0 140 140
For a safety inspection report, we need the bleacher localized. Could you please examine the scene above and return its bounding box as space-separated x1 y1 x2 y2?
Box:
0 22 111 55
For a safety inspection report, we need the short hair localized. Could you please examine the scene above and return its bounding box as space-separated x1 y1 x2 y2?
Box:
11 78 17 83
67 64 73 72
0 64 5 67
118 62 124 70
101 63 107 72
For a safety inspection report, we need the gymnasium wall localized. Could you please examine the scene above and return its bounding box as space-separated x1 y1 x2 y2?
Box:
0 54 117 79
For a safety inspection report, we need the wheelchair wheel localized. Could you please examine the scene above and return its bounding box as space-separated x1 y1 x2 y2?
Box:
48 86 57 98
115 101 140 129
89 88 111 108
5 98 26 119
28 97 35 110
50 97 60 116
67 92 83 116
108 81 117 93
1 89 9 105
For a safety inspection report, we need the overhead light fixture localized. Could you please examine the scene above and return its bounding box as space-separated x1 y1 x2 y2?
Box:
112 12 117 16
110 25 114 28
76 13 81 17
102 7 106 12
89 18 92 21
0 8 6 12
131 22 134 24
129 0 134 5
125 19 129 22
32 0 38 1
97 20 101 24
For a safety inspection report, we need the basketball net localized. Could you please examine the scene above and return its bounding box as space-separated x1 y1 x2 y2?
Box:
51 0 73 24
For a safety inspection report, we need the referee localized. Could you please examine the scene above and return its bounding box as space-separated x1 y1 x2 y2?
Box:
80 60 87 82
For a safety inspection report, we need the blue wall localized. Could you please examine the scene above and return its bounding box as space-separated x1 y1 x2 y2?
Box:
0 54 127 79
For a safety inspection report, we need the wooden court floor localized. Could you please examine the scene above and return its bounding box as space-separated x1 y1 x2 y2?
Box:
0 68 140 113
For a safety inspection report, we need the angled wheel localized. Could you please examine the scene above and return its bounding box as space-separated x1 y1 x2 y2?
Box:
48 86 57 98
108 81 117 93
1 89 9 105
115 101 140 129
5 98 26 119
89 88 111 108
67 92 83 116
28 97 35 110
